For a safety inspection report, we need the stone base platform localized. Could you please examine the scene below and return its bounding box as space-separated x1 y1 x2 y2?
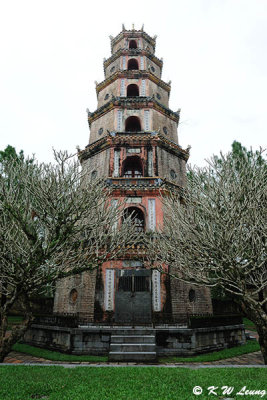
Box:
23 323 246 358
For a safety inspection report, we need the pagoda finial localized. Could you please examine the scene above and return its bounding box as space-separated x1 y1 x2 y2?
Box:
141 24 144 31
132 23 135 30
122 23 125 31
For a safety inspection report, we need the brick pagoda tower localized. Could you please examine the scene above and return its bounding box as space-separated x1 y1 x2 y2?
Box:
53 25 212 323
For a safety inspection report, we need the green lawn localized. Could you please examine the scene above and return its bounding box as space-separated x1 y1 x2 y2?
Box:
7 315 24 330
243 317 257 331
0 366 266 400
12 343 108 363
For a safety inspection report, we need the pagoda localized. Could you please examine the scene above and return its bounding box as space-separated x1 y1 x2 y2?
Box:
53 25 213 324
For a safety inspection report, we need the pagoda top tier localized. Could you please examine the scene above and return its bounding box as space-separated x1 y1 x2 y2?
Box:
109 24 156 55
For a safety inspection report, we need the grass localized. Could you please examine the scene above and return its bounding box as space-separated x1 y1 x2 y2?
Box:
7 316 24 324
12 343 108 363
159 340 260 363
243 317 257 331
0 366 266 400
7 315 24 330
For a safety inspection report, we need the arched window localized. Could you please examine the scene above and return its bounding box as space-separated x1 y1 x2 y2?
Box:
124 207 145 232
70 289 78 304
127 84 139 97
189 289 196 302
127 59 139 70
122 156 143 178
129 40 137 49
125 116 141 132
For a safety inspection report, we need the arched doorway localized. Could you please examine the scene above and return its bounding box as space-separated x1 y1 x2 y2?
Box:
122 156 143 178
115 268 152 323
127 84 139 97
127 59 139 70
125 116 141 132
123 206 145 232
129 40 137 49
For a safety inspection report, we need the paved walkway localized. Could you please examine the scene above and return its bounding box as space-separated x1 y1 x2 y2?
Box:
3 349 264 366
2 330 265 366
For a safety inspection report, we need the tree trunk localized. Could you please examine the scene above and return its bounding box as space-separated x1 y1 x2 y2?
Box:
0 293 33 363
255 324 267 365
0 313 33 362
240 299 267 365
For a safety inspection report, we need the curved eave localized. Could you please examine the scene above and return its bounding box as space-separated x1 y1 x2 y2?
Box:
106 178 184 195
111 30 156 53
78 132 189 162
87 97 180 125
96 71 170 95
104 48 162 69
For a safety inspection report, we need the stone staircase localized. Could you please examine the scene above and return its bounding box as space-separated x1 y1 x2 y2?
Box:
108 328 157 362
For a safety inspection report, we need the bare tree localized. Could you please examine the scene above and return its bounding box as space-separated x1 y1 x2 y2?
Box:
0 151 137 362
147 149 267 363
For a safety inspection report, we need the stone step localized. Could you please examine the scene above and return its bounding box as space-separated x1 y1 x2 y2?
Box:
109 351 157 362
109 329 154 335
111 335 155 344
110 343 156 352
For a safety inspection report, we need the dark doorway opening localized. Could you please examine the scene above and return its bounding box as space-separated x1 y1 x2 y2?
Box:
127 59 139 70
127 84 139 97
122 156 143 178
129 40 137 49
115 269 152 324
125 116 141 132
124 206 145 232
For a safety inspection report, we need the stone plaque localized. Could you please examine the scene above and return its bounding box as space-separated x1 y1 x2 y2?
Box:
117 110 122 132
144 110 150 131
148 150 153 176
126 197 142 203
105 269 115 311
113 150 120 177
120 79 125 96
152 270 161 312
148 199 156 231
141 79 146 95
122 56 126 70
127 148 141 153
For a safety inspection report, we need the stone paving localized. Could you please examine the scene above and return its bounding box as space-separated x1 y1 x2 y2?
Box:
2 330 265 367
3 349 264 366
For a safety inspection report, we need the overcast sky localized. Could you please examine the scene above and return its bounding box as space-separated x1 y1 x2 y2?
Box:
0 0 266 167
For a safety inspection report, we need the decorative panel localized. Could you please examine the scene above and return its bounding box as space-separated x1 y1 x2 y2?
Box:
122 56 126 70
120 79 125 96
141 80 146 96
148 199 156 231
113 150 120 177
105 269 115 311
144 110 150 131
117 110 123 131
126 197 142 203
111 199 118 230
148 150 153 176
152 270 161 312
